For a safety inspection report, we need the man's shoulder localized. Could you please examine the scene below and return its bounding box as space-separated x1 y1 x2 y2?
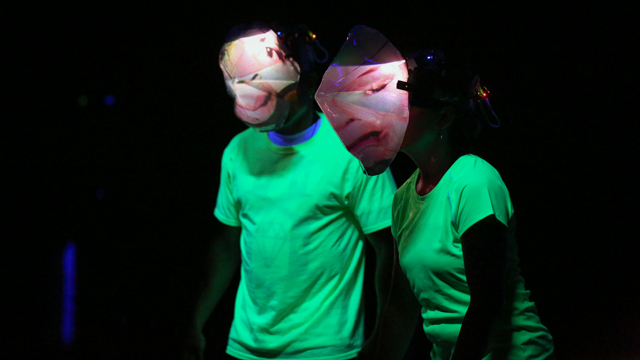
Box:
225 127 263 149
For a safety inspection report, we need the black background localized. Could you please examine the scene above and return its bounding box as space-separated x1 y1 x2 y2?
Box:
6 1 638 359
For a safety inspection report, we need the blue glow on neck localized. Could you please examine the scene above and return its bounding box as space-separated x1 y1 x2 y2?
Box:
268 117 321 146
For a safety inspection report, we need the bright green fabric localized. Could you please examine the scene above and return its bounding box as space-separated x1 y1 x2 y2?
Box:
392 154 554 360
214 114 396 360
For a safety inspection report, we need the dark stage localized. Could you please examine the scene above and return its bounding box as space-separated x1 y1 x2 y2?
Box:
6 1 637 359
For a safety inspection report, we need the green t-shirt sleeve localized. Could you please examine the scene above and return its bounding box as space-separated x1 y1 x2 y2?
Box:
347 167 397 234
455 159 513 236
213 144 241 227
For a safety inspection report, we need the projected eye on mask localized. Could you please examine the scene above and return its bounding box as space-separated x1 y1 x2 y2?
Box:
315 25 409 175
220 30 301 131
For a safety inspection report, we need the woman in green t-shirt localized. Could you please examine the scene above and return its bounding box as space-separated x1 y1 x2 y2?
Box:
388 50 555 360
316 25 555 359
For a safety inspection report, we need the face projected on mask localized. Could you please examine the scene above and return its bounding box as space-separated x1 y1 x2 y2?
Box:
220 30 301 131
318 60 408 175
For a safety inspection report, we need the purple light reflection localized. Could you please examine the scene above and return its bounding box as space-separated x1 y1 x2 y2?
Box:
61 241 76 345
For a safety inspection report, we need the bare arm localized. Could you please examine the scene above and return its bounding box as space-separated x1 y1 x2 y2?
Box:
365 228 395 323
359 228 421 360
182 221 241 360
451 215 508 360
372 242 421 360
192 222 241 328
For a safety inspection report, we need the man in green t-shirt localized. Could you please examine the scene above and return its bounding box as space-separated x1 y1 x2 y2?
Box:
180 23 412 360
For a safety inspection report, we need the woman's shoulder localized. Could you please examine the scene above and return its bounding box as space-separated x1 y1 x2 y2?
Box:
451 154 505 188
393 169 420 205
454 154 500 175
396 168 421 193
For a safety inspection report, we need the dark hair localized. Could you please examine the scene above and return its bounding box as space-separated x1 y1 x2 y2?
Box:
270 23 328 75
402 49 499 155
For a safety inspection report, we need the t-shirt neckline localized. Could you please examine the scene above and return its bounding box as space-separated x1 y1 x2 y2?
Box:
411 155 474 201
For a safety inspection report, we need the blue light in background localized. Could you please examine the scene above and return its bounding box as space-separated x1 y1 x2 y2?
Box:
95 188 106 200
62 241 76 345
104 95 116 106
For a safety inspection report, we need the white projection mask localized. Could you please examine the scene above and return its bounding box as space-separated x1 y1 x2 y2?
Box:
220 30 301 131
315 25 409 175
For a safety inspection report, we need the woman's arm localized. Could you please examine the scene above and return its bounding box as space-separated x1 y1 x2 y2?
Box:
452 215 508 360
180 222 242 360
359 228 421 360
366 236 421 360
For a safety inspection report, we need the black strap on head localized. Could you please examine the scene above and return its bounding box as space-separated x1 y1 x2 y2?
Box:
270 24 328 73
397 49 499 127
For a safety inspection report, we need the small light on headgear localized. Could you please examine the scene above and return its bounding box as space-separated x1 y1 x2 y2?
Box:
475 84 490 100
473 83 500 128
